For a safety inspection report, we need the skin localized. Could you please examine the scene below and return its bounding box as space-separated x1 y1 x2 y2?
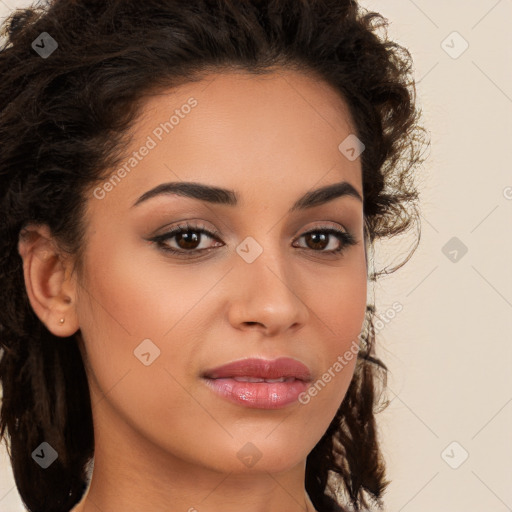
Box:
18 69 367 512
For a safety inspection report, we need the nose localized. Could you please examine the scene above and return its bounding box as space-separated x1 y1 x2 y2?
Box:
226 244 310 337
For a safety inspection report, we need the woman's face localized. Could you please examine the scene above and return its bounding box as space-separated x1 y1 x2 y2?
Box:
75 69 367 476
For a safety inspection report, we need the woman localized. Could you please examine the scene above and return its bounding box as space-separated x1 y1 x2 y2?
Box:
0 1 428 511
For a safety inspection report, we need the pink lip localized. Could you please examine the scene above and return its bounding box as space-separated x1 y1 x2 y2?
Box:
201 357 312 409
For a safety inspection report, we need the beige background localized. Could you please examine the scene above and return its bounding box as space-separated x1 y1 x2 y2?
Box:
1 0 511 511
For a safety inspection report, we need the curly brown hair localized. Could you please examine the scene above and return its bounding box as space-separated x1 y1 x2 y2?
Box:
0 1 428 511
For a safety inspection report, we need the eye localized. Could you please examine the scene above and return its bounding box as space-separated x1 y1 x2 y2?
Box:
149 221 222 256
148 221 357 258
293 226 357 254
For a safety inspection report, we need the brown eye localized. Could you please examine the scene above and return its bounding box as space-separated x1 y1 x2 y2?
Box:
149 222 357 258
294 228 357 254
150 222 223 256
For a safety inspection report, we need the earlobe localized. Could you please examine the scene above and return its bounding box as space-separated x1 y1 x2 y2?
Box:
17 224 79 337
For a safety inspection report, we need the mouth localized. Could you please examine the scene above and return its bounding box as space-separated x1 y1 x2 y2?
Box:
201 357 312 409
225 376 298 383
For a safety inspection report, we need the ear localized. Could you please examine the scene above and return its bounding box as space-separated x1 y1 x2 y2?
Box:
17 223 79 337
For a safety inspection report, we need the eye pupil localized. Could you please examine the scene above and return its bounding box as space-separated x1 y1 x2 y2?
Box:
306 232 328 250
177 231 200 249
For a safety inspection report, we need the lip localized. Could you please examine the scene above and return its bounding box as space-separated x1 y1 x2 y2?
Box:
201 357 312 409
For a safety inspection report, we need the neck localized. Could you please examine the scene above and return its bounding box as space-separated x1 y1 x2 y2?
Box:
75 462 317 512
71 396 318 512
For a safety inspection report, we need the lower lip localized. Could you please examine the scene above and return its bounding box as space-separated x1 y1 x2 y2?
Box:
203 378 309 409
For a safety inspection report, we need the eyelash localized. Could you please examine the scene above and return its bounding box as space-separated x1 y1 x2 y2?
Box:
149 221 357 258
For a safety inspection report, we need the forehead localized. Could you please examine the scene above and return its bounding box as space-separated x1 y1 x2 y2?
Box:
92 69 362 213
136 69 356 142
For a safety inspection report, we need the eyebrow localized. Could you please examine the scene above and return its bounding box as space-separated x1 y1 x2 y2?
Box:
132 180 363 212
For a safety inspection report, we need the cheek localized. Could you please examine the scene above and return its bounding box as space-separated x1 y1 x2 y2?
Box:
301 255 367 413
310 251 368 345
74 231 233 432
74 236 215 456
77 229 224 341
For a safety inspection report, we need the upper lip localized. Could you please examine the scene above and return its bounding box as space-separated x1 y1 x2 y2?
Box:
202 357 312 382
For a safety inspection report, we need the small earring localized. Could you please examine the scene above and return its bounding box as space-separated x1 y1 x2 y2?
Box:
59 318 65 324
